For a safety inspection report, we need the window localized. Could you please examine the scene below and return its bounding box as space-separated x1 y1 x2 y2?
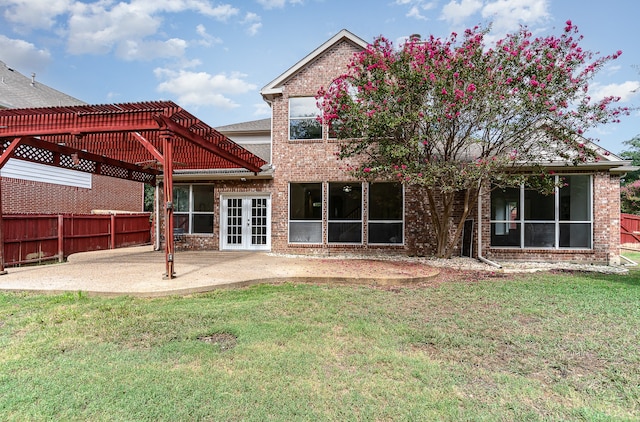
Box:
368 182 403 244
490 175 592 249
289 97 322 140
289 183 322 243
328 182 362 243
173 184 214 234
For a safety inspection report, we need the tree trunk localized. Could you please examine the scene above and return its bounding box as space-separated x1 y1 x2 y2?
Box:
426 186 481 259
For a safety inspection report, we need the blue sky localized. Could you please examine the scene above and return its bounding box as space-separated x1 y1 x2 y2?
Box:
0 0 638 154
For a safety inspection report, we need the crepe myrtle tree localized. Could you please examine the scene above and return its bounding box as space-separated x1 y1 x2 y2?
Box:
317 22 629 258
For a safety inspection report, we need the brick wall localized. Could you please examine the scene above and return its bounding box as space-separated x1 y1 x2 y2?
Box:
154 179 273 251
1 175 144 214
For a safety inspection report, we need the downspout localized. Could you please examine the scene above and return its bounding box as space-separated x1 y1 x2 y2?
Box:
476 184 502 269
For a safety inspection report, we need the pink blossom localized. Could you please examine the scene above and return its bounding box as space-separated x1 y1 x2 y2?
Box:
467 83 476 92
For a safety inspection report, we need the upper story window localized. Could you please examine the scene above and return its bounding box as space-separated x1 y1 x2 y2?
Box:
289 97 322 140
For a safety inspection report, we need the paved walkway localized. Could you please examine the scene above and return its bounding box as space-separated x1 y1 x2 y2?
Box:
0 246 441 297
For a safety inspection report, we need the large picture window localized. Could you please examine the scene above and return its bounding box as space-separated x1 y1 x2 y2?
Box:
328 182 362 243
368 182 403 244
490 175 592 249
289 97 322 140
173 184 214 234
289 183 322 243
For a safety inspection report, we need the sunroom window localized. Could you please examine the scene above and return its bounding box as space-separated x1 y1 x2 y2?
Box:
289 97 322 140
289 183 322 243
368 182 403 244
490 175 592 249
328 182 362 243
173 184 214 234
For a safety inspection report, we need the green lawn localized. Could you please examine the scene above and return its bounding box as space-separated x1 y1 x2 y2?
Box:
1 269 639 421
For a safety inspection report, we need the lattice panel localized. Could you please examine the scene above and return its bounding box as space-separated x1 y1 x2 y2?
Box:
14 145 54 164
100 164 130 179
59 155 97 173
131 171 155 184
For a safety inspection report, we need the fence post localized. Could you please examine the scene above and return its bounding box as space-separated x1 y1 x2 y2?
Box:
58 214 64 263
110 214 116 249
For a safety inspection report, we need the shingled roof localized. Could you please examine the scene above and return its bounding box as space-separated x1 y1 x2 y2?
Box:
0 60 86 109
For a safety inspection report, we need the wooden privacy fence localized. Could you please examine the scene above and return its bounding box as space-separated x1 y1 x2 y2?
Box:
2 213 151 266
621 213 640 245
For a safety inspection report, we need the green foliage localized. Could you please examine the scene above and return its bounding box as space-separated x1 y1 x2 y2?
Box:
144 184 154 212
620 134 640 185
621 180 640 214
318 23 629 257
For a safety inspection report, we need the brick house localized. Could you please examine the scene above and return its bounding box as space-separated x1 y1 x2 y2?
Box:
163 30 632 265
0 60 144 214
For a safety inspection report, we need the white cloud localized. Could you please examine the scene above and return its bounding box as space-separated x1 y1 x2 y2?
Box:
1 0 72 31
0 0 241 61
116 38 188 61
154 68 257 109
394 0 436 20
481 0 549 34
589 81 640 103
253 101 271 117
440 0 483 25
242 12 262 36
256 0 303 9
195 24 223 47
0 35 51 71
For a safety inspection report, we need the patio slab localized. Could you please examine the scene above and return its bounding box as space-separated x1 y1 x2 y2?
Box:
0 246 440 297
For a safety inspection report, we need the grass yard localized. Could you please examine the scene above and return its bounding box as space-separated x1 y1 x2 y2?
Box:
0 267 639 421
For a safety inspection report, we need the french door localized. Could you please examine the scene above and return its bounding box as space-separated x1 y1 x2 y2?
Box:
220 195 271 250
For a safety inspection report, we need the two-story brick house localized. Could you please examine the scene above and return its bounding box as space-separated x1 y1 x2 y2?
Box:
167 29 632 265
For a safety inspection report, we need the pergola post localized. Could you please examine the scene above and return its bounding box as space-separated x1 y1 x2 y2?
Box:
162 131 175 279
0 176 6 275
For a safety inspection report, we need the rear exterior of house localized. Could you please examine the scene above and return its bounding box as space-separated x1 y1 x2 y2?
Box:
164 30 631 265
0 60 144 214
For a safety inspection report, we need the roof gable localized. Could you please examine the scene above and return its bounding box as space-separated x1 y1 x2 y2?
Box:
261 29 367 100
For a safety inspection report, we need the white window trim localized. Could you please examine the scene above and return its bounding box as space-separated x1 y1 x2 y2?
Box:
367 182 405 245
174 184 215 235
490 175 593 250
288 182 323 245
288 97 322 141
327 181 363 245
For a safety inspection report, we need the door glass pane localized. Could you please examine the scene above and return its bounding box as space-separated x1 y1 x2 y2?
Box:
251 198 267 245
226 198 243 245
